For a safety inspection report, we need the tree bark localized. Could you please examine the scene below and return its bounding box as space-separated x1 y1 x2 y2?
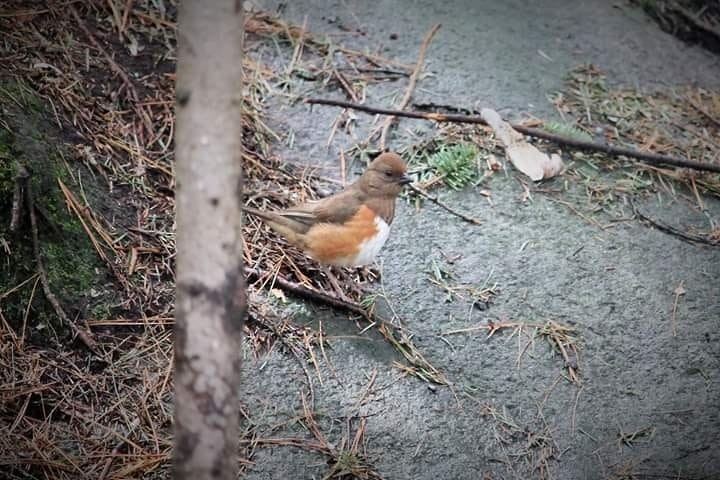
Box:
174 1 245 479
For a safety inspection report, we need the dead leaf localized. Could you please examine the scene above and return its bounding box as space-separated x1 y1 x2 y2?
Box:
506 143 545 181
485 153 502 171
479 188 493 206
269 288 287 303
544 153 565 178
481 108 565 181
481 108 523 145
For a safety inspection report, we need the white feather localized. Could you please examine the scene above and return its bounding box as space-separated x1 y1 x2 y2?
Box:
348 217 390 266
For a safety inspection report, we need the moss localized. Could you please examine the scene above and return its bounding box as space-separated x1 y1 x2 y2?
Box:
42 240 98 299
0 82 45 113
0 78 113 340
90 301 113 320
0 130 16 195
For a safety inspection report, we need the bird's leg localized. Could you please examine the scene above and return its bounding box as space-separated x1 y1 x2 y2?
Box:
359 264 381 282
344 279 373 298
321 266 352 302
341 265 379 298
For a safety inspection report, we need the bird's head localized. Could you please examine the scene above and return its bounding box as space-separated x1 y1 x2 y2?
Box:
358 152 412 197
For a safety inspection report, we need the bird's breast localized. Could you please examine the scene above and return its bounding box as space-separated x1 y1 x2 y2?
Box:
304 205 390 267
352 216 390 266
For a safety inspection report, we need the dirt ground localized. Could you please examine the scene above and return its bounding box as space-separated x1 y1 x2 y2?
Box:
239 1 720 479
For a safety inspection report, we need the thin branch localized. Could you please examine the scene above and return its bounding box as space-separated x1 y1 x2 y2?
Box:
306 98 720 173
70 6 137 101
26 177 99 352
379 24 441 150
69 5 153 134
686 95 720 129
632 202 719 246
245 267 449 386
407 184 482 225
98 417 140 480
244 267 380 323
669 2 720 43
332 67 358 102
10 163 29 232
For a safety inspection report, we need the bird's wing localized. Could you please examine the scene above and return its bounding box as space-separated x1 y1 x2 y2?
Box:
279 189 364 227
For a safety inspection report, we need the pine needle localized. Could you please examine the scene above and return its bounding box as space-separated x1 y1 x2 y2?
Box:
428 143 479 190
542 121 593 142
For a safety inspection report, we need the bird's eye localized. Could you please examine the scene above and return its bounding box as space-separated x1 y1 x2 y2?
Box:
384 170 393 177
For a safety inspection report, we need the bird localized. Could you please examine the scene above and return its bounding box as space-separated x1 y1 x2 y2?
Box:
243 152 412 267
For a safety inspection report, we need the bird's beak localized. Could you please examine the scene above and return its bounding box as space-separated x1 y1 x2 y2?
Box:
398 174 413 185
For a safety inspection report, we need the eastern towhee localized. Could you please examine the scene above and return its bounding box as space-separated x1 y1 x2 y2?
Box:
243 152 412 266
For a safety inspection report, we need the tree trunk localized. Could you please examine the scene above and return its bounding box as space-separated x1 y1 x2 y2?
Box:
173 1 245 479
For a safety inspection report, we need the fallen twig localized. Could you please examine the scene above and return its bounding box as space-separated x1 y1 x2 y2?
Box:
379 24 441 150
442 319 581 384
245 267 379 321
686 94 720 129
70 6 137 101
541 320 580 384
248 392 383 479
633 203 720 246
245 266 449 385
669 2 720 43
407 183 482 225
9 163 28 232
69 5 153 134
98 417 141 480
26 180 98 352
332 67 359 102
617 425 655 448
306 98 720 173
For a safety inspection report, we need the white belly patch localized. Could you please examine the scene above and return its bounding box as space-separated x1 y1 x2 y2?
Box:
349 217 390 266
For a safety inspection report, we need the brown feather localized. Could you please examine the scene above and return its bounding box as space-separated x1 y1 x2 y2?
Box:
242 152 409 265
305 205 378 264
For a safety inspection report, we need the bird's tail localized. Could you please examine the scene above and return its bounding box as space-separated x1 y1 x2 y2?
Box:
241 205 275 223
241 205 307 247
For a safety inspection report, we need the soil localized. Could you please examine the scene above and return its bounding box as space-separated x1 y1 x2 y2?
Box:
238 1 720 479
0 78 119 341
